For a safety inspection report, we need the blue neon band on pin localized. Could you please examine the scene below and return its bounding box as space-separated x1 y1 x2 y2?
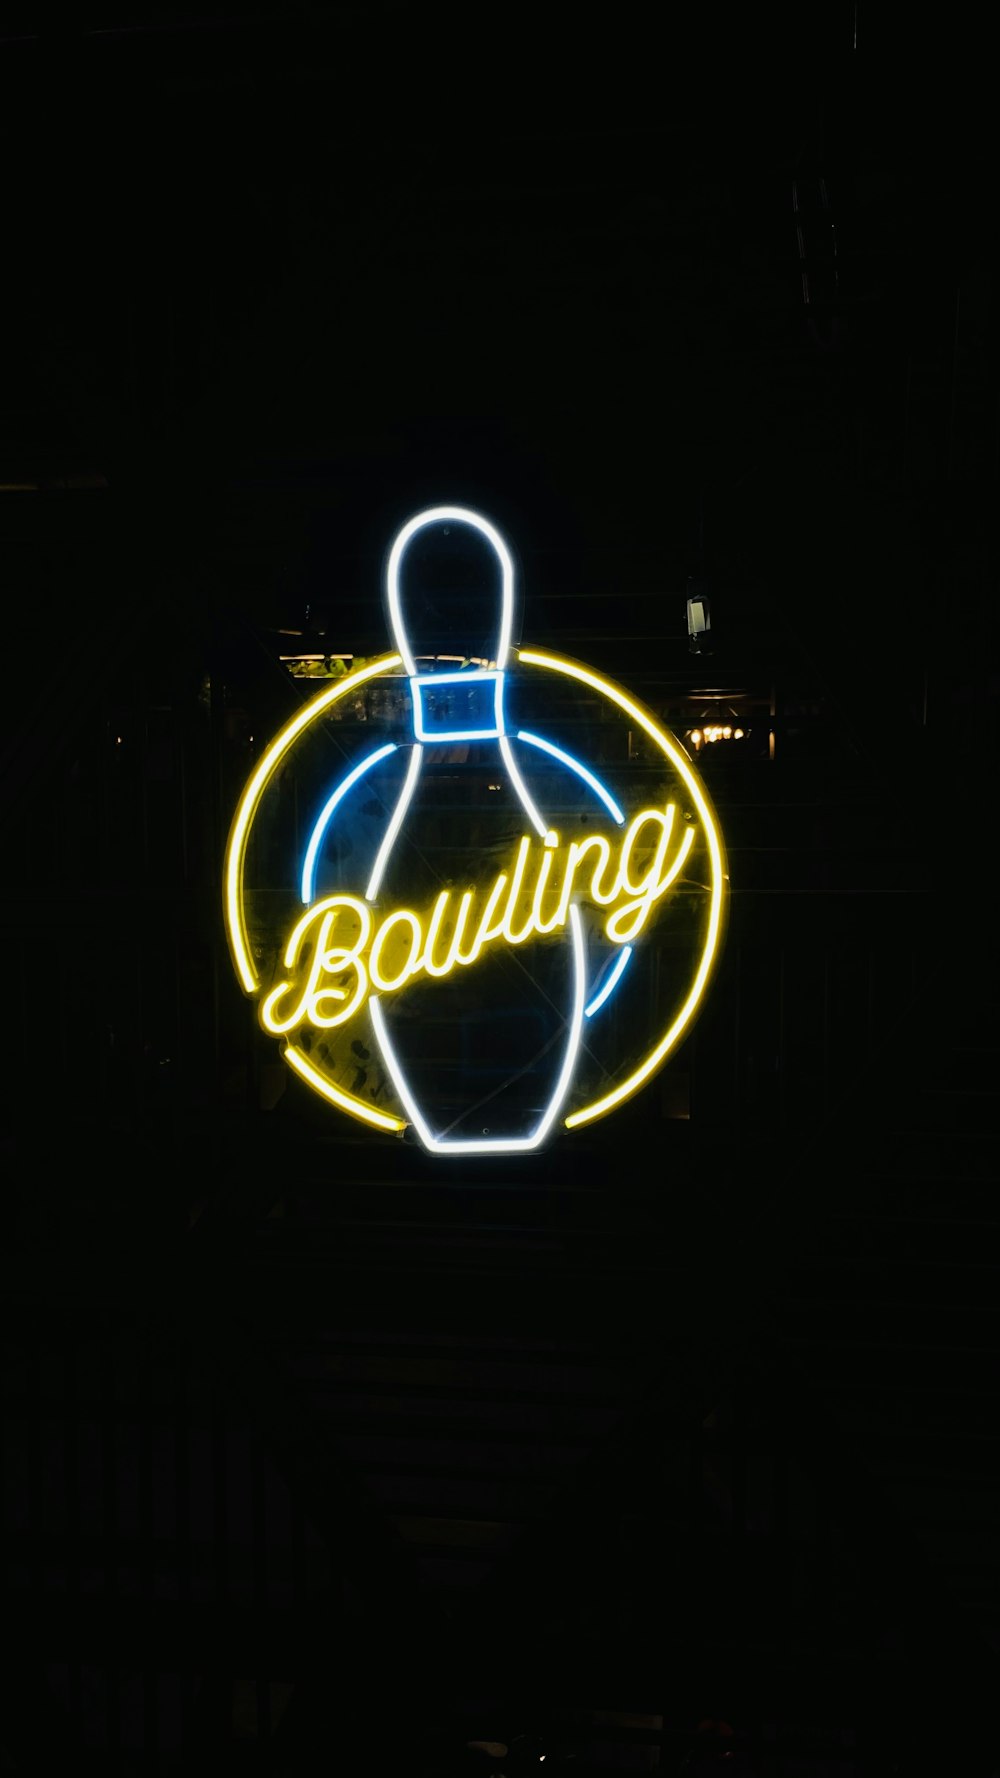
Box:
410 670 505 742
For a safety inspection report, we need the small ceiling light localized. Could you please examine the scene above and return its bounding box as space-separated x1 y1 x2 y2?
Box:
686 593 712 655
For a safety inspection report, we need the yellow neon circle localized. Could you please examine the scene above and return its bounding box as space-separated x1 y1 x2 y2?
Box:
223 648 727 1141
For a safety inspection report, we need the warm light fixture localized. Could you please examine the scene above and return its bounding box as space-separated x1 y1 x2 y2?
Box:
684 699 750 753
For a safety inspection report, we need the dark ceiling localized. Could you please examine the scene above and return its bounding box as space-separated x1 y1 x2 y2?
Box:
1 13 998 1778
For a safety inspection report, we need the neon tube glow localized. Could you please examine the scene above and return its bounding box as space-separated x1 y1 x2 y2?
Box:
223 508 728 1154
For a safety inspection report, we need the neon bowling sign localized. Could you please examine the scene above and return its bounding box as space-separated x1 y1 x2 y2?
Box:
223 506 729 1154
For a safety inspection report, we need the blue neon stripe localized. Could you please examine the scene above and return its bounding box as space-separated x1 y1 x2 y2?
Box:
585 945 633 1017
301 743 398 903
515 730 625 824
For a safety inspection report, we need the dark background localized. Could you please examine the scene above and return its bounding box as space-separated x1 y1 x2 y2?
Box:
1 11 997 1775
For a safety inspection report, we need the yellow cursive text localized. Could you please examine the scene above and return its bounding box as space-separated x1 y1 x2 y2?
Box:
261 803 695 1036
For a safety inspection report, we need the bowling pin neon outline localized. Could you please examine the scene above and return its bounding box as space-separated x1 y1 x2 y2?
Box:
369 505 584 1151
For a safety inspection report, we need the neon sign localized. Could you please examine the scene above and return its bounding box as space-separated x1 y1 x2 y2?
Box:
223 505 729 1154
